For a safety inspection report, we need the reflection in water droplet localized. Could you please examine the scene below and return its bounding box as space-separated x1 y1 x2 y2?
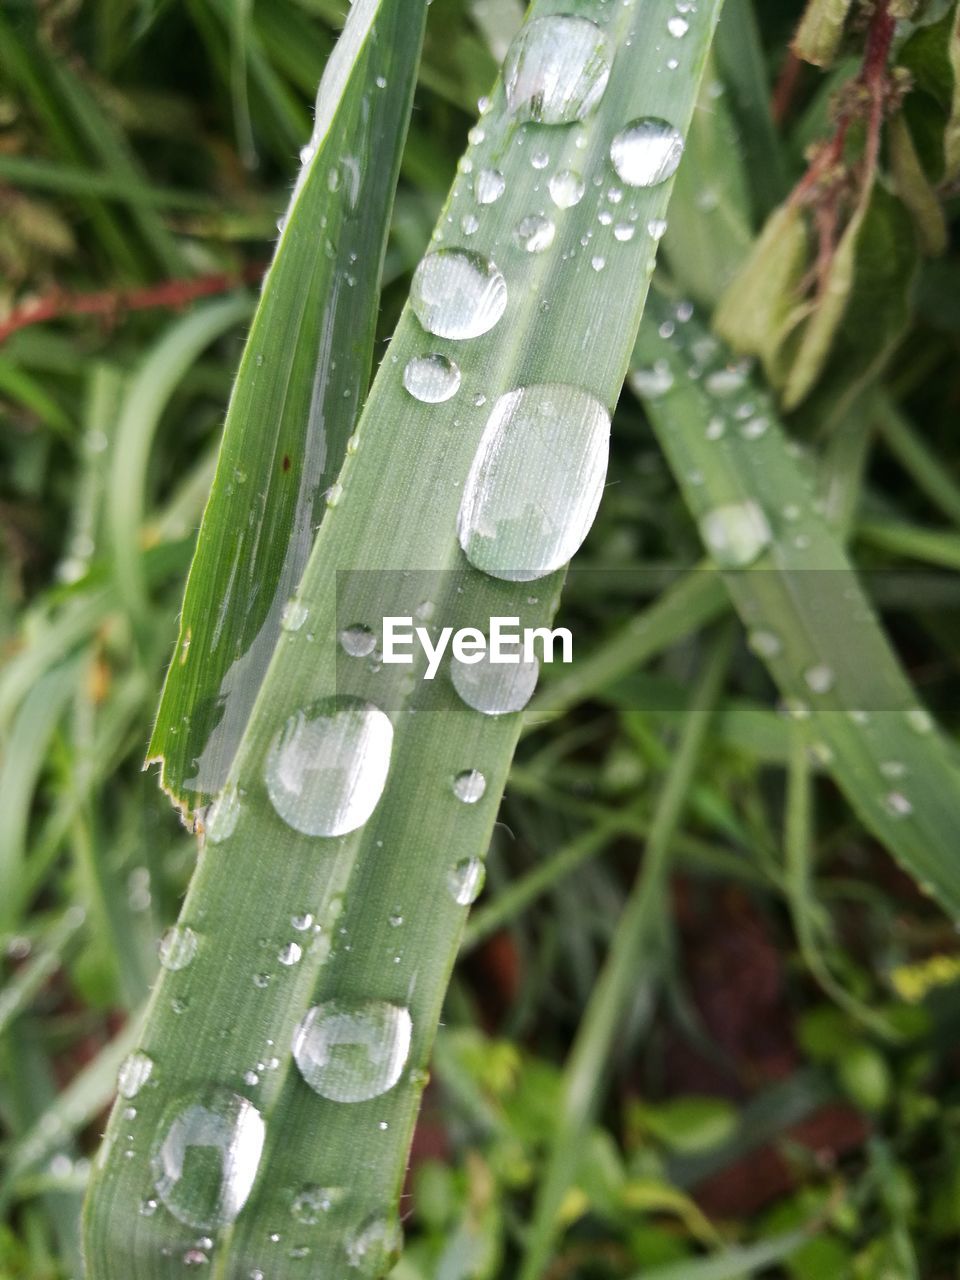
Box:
403 354 461 404
411 249 507 340
448 857 486 905
339 625 377 658
151 1087 265 1230
292 1000 412 1102
514 214 556 253
504 16 612 124
698 501 772 569
458 385 610 581
610 118 685 187
159 925 198 972
451 652 539 715
264 698 393 838
548 169 585 208
205 785 241 845
118 1051 154 1100
453 770 487 804
474 168 505 205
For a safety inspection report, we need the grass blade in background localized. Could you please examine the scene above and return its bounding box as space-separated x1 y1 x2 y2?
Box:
83 1 723 1274
147 0 426 816
631 292 960 914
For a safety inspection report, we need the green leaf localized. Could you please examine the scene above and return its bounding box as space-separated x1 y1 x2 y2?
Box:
147 0 426 816
947 2 960 176
632 292 960 915
634 1097 738 1154
888 112 947 255
83 2 725 1276
792 0 856 67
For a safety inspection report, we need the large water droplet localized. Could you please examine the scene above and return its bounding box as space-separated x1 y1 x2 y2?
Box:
610 118 685 187
548 169 585 208
514 214 556 253
504 16 612 125
410 249 507 341
451 652 539 715
151 1088 265 1230
264 698 393 838
458 385 610 581
453 769 487 803
448 857 486 905
292 1000 412 1102
159 925 198 972
402 354 461 403
698 501 772 569
117 1051 154 1100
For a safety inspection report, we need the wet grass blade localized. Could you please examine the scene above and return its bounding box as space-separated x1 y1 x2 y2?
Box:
631 292 960 915
147 0 427 815
84 1 723 1275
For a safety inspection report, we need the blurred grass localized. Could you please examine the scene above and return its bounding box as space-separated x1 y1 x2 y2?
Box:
2 0 960 1277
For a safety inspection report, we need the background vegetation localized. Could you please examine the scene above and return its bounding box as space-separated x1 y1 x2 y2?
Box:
2 0 960 1276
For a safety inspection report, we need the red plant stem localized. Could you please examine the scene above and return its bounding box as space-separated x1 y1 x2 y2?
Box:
0 261 266 346
771 51 804 127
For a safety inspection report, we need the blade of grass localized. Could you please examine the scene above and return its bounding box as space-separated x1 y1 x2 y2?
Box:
149 0 425 813
632 291 960 915
84 2 724 1275
518 624 733 1279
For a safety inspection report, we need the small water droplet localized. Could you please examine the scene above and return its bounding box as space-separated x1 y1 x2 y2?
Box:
291 913 314 932
292 1000 412 1103
548 169 585 208
530 149 550 170
880 761 907 779
292 1185 344 1224
514 214 556 253
613 222 636 242
402 354 461 403
151 1088 265 1230
344 1215 401 1274
264 698 393 838
448 857 486 905
504 16 612 124
804 664 835 695
705 364 749 396
591 254 606 272
740 415 769 440
647 217 669 240
460 212 479 235
458 385 610 581
630 361 673 398
453 769 486 804
117 1051 154 1100
411 249 507 340
610 118 685 187
667 15 689 36
705 416 725 441
278 942 303 967
281 600 309 633
451 652 539 715
159 925 198 972
474 168 505 205
884 791 913 818
698 501 772 568
748 629 782 659
906 707 934 735
339 625 377 658
205 785 242 844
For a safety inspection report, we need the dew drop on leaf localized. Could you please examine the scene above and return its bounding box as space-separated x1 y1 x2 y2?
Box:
339 625 377 658
474 168 505 205
402 354 461 403
548 169 585 208
457 385 610 581
205 785 242 844
514 214 556 253
117 1051 154 1100
410 249 507 340
264 698 393 838
280 600 309 633
151 1087 265 1230
610 118 685 187
448 857 486 905
451 651 539 715
504 16 612 125
292 1000 412 1102
698 501 772 569
159 925 199 972
452 769 487 803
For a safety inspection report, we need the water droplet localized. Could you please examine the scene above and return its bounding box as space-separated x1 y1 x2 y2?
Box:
205 784 242 844
884 791 913 819
613 222 636 242
549 169 585 208
460 212 479 236
530 149 550 170
451 652 539 715
339 625 377 658
402 354 461 403
453 770 486 804
457 385 610 581
906 707 934 735
151 1088 265 1230
698 501 772 568
591 254 606 272
118 1051 154 1100
705 416 725 441
344 1215 401 1275
647 217 669 240
292 1185 344 1224
610 118 684 187
514 214 556 253
265 698 393 838
159 925 198 972
411 249 507 340
281 600 309 632
474 168 505 205
804 664 835 695
292 1001 412 1102
748 629 782 659
630 361 673 398
448 857 486 905
667 15 689 36
278 942 303 967
705 365 749 396
504 16 612 125
880 761 907 779
740 415 769 440
291 912 314 932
